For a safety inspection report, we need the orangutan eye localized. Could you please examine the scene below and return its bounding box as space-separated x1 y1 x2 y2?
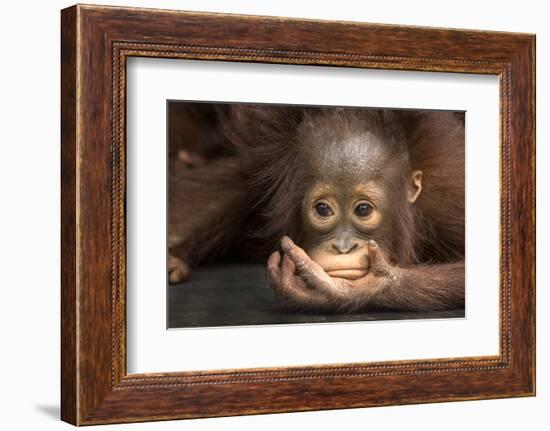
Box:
314 202 334 218
354 202 373 218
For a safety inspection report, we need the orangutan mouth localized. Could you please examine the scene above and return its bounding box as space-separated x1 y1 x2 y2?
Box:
325 268 369 280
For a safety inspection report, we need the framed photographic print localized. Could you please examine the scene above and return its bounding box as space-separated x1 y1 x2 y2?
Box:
61 4 536 425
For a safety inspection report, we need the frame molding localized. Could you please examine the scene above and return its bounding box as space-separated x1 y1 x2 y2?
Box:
61 4 535 425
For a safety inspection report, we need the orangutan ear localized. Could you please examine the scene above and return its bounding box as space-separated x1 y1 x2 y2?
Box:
408 170 423 203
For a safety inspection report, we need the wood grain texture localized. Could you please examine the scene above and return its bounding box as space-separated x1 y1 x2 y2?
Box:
60 6 78 425
60 4 536 425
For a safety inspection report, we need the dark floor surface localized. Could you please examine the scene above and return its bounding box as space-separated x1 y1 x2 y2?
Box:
168 263 465 328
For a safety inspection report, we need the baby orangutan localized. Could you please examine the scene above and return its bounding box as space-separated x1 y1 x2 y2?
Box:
266 111 462 312
169 106 465 313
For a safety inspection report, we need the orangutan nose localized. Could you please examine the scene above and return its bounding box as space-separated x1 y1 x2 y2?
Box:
331 239 359 254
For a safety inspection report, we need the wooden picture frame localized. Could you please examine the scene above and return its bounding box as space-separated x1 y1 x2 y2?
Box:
61 4 535 425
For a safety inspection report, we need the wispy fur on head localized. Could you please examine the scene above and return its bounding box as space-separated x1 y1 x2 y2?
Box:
218 105 306 246
297 109 409 183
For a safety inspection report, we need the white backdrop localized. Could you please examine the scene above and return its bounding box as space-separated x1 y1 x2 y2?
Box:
0 1 547 430
127 59 500 373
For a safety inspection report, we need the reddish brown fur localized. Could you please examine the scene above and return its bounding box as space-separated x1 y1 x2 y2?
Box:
400 111 465 263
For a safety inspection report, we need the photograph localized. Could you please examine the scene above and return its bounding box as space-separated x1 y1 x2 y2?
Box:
54 2 536 426
0 0 544 428
167 102 466 328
